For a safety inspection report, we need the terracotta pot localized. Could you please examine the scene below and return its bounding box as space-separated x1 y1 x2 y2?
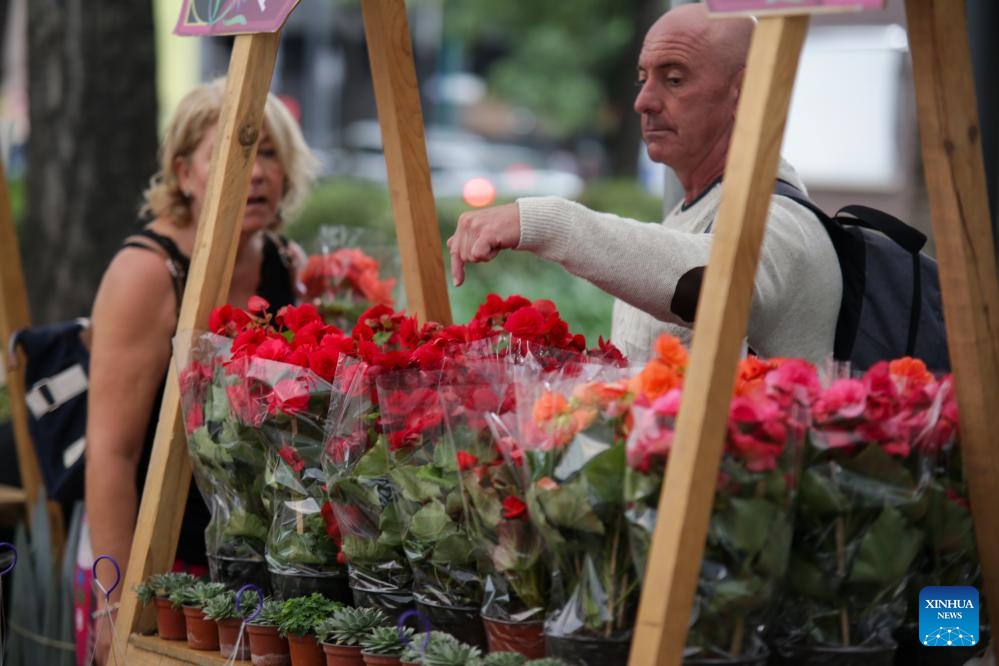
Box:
321 642 365 666
153 597 187 641
218 617 251 660
361 653 401 666
182 606 220 651
288 633 326 666
482 616 546 658
246 623 291 666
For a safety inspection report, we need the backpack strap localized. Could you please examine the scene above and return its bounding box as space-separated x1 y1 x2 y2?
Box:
122 229 190 311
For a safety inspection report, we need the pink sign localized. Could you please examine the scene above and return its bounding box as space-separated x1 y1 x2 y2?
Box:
706 0 884 14
175 0 300 36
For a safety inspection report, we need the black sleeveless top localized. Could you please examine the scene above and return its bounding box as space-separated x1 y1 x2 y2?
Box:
125 228 296 567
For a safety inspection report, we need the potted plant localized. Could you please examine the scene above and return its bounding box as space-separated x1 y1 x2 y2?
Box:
247 598 292 666
417 632 482 666
359 625 415 666
399 630 455 666
204 588 260 660
476 653 527 666
316 606 389 666
276 593 344 666
134 572 199 641
168 580 227 651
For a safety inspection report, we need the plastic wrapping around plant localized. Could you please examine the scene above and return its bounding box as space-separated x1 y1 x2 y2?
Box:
324 357 414 599
776 359 959 655
300 225 400 332
374 367 488 610
625 348 819 661
230 355 346 579
517 364 638 645
175 331 270 572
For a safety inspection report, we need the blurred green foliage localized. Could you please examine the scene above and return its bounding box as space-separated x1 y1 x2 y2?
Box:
443 0 640 139
286 177 664 345
7 177 24 229
0 385 9 423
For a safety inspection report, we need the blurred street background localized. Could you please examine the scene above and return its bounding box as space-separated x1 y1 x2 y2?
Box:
0 0 995 344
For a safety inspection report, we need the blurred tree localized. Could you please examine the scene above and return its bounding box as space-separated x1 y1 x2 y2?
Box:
22 1 157 322
444 0 665 177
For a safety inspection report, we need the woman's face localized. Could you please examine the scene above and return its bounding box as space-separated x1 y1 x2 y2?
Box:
175 124 286 234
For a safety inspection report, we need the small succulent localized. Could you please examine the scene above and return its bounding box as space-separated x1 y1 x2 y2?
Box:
477 652 527 666
315 606 389 646
249 598 285 627
202 589 262 622
361 625 415 656
421 634 483 666
134 572 199 605
401 630 456 663
524 659 568 666
168 581 228 609
275 593 344 638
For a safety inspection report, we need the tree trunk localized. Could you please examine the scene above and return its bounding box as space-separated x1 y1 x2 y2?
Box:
605 0 664 178
23 1 157 323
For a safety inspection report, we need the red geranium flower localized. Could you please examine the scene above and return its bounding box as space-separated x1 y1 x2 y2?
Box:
501 496 527 520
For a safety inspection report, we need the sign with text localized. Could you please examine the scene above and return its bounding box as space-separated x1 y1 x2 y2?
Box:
175 0 300 36
706 0 884 15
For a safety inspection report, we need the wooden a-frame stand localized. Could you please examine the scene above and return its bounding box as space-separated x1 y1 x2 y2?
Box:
0 0 984 663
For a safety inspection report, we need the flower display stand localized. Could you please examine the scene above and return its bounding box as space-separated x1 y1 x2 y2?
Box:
0 0 976 664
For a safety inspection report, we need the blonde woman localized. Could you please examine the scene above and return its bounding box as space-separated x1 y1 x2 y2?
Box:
85 78 319 665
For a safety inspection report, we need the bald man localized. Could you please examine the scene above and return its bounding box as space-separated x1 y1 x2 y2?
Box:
446 3 841 363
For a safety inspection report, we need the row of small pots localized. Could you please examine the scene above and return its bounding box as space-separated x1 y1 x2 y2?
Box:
153 597 399 665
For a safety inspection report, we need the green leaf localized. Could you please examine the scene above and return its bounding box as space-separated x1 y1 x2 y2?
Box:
838 444 914 491
390 465 442 504
354 436 391 477
799 468 850 516
407 500 458 543
709 497 781 559
534 482 604 535
431 533 477 566
788 556 838 603
847 505 924 586
579 443 626 506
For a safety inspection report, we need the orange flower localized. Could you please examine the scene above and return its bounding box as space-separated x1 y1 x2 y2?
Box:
571 380 630 410
734 356 776 397
533 390 571 426
629 360 683 401
654 334 689 370
889 356 933 387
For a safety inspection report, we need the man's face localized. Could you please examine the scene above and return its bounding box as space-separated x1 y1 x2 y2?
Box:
634 19 741 176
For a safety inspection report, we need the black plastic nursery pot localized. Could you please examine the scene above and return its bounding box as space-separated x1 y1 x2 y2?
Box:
774 642 897 666
349 584 414 615
208 553 272 595
270 569 352 604
415 599 488 650
545 632 632 666
683 650 768 666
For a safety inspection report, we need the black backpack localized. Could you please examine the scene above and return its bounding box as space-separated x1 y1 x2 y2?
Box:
775 180 950 372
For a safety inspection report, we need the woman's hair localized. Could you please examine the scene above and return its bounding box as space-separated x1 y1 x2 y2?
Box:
140 77 320 228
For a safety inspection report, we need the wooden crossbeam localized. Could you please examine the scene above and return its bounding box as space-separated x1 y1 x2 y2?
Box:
906 0 999 660
117 31 282 653
628 15 810 665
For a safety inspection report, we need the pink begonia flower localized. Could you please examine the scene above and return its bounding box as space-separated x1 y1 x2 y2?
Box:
814 378 868 421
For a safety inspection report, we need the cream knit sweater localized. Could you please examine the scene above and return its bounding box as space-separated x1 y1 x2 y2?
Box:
516 159 841 364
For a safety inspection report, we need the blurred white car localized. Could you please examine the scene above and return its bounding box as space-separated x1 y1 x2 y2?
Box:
334 120 585 206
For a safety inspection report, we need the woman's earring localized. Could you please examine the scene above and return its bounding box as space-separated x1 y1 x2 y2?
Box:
182 189 193 200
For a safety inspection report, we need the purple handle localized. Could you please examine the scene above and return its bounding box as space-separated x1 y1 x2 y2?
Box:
236 584 264 622
0 542 16 576
396 608 431 653
92 555 121 598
